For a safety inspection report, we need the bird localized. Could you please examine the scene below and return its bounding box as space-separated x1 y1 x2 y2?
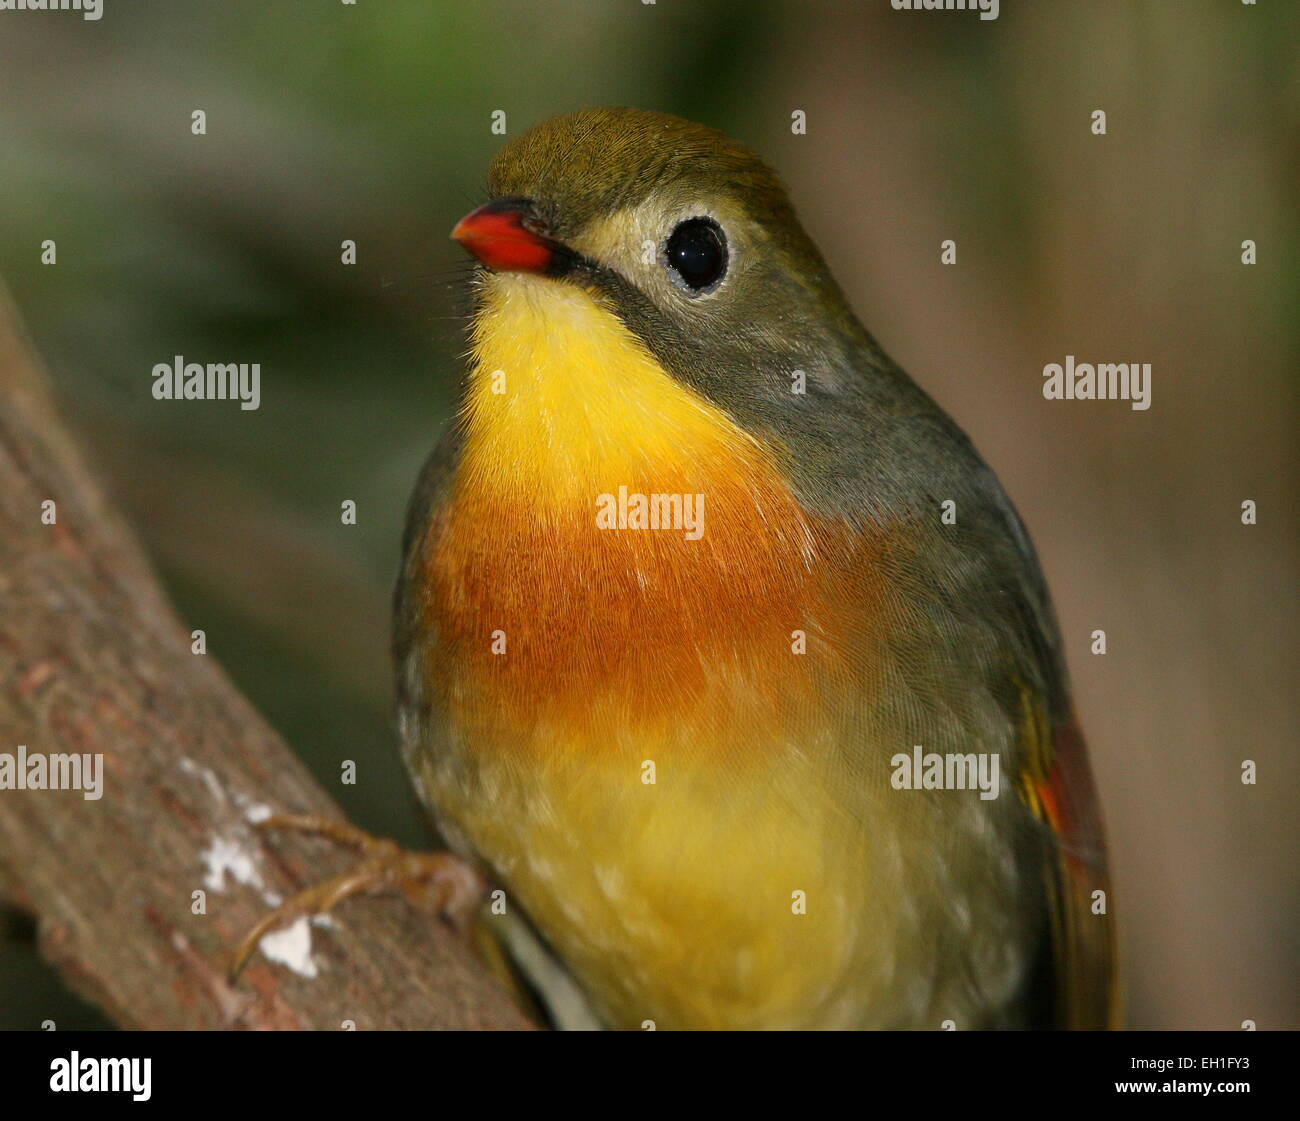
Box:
237 107 1117 1030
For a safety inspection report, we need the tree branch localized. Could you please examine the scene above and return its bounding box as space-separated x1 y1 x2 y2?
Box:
0 281 531 1030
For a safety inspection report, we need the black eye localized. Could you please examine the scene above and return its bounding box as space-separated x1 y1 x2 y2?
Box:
665 217 727 293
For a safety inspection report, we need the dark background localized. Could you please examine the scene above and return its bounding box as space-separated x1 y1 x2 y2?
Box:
0 0 1295 1029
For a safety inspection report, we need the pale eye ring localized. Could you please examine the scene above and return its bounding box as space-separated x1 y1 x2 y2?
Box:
664 217 727 293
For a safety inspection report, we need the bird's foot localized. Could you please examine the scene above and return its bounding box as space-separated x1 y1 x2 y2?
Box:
227 813 484 982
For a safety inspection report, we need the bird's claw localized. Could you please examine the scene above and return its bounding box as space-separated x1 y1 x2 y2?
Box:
226 814 485 983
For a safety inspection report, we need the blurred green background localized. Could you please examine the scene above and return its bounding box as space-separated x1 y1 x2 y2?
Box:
0 0 1296 1029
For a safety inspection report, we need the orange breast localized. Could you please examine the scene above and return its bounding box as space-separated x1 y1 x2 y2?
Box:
424 451 882 759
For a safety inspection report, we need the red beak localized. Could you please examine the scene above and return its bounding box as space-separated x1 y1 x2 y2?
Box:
451 199 556 274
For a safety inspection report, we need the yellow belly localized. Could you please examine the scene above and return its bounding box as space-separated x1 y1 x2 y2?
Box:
451 749 858 1028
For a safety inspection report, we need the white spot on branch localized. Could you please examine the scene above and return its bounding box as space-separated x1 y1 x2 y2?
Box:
259 917 319 979
179 756 227 807
180 757 323 979
200 834 265 894
241 800 273 824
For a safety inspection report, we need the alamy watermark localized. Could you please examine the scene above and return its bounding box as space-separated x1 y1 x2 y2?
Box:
595 486 704 540
0 0 102 20
0 745 104 800
152 356 261 411
891 0 998 21
1042 355 1151 411
50 1052 150 1101
891 745 1001 800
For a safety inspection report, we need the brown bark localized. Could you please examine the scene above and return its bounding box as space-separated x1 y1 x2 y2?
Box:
0 282 531 1030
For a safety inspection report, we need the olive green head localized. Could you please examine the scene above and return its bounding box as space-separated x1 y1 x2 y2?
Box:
454 108 975 521
472 109 882 415
486 106 817 276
